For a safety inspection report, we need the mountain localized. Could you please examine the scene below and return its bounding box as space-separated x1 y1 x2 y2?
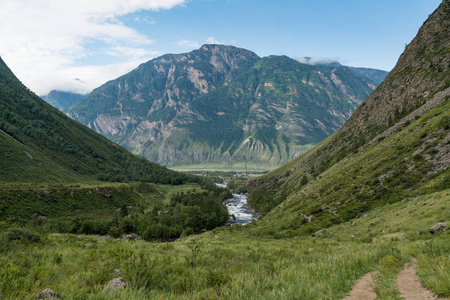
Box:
0 56 191 185
348 67 388 85
67 45 385 170
295 57 389 84
41 90 87 111
244 0 450 235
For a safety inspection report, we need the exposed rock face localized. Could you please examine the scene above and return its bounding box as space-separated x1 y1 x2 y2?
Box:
68 44 386 168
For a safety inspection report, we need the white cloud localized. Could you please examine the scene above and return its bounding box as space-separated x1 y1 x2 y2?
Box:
0 0 187 95
39 59 152 95
134 16 157 25
106 46 161 59
205 37 224 44
295 56 341 66
177 39 200 48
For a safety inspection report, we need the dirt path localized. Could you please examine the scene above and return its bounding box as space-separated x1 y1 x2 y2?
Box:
343 271 378 300
397 263 439 300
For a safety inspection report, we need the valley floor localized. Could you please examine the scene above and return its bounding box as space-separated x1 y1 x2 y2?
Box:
170 161 278 173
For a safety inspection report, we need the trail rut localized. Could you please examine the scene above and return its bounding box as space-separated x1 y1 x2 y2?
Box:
343 271 378 300
343 261 445 300
397 263 440 300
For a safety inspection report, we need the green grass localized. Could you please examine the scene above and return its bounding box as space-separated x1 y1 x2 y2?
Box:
0 182 157 223
157 183 204 203
1 188 448 299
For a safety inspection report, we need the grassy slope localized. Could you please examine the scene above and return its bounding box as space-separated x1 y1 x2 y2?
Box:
0 187 448 299
0 182 158 222
244 0 450 234
0 56 189 185
247 94 450 237
0 55 212 223
0 132 84 183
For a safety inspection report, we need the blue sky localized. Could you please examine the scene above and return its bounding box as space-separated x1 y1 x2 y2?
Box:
0 0 442 95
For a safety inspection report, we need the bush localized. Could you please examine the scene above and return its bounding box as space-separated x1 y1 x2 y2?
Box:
180 227 194 238
6 228 41 243
108 226 123 238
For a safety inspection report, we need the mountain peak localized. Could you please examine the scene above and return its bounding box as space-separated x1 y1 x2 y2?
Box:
200 43 229 50
199 43 243 52
41 90 87 111
197 44 260 60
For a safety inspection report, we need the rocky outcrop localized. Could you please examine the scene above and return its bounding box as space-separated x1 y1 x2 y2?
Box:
429 222 447 234
106 277 126 291
37 289 59 299
122 233 141 241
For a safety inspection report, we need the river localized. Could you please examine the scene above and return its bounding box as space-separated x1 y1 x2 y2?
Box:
216 183 257 225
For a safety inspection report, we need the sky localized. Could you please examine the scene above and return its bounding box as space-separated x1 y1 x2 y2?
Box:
0 0 442 96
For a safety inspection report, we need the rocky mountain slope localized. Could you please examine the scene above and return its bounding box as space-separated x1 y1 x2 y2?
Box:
67 45 386 169
348 67 388 85
296 58 388 85
245 0 450 236
41 90 87 111
0 57 190 184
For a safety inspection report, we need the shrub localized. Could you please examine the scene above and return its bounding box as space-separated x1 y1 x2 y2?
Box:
6 228 41 244
108 226 123 238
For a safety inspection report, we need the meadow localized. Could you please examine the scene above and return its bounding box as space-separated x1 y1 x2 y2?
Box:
1 187 448 299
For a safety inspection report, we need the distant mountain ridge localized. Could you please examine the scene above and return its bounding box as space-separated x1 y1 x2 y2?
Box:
295 57 388 84
41 90 87 111
68 45 387 169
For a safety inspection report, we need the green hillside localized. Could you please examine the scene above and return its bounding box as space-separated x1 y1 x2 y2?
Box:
0 57 189 185
244 0 450 236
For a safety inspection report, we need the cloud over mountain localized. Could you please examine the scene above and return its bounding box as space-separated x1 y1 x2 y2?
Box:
0 0 187 95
